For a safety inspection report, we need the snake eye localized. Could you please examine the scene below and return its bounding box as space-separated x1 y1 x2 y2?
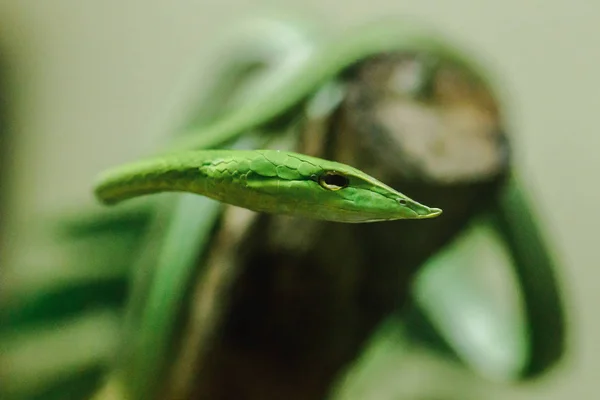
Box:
398 198 408 206
319 171 349 191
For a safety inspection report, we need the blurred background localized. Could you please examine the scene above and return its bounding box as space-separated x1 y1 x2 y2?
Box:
0 1 596 399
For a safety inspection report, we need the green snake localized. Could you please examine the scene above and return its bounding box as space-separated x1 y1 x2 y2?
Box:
89 20 453 400
89 18 563 400
94 149 441 222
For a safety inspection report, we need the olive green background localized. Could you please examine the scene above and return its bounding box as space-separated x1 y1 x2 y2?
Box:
0 1 596 399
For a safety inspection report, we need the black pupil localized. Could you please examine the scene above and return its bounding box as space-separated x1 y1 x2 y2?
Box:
323 173 349 188
399 199 407 205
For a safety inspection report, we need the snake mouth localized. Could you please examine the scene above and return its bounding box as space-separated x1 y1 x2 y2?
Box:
415 207 443 219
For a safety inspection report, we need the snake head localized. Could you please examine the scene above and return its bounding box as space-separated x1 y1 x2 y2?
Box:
245 150 442 223
308 168 442 222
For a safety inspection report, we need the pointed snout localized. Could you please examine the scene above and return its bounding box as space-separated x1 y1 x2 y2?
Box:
415 207 443 219
405 198 443 219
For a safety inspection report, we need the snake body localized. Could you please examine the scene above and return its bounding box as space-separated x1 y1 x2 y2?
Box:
168 21 468 152
87 18 565 400
91 20 449 400
95 149 441 223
